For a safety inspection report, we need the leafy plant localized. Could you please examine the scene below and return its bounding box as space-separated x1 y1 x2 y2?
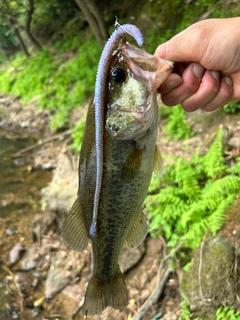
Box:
180 299 240 320
0 36 100 130
180 299 191 320
162 105 195 140
216 306 240 320
71 118 86 153
146 127 240 249
223 101 240 114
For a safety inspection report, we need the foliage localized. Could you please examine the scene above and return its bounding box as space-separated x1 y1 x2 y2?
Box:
71 118 86 153
0 36 100 130
180 301 240 320
146 127 240 249
223 101 240 114
216 306 240 320
180 299 191 320
162 104 195 140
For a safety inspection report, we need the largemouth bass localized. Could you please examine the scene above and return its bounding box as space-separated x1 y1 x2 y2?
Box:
62 24 173 316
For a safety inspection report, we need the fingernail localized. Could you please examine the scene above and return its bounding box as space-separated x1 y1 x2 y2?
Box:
192 63 204 79
210 70 220 80
223 76 232 86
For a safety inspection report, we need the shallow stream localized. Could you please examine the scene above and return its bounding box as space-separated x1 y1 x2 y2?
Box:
0 129 52 319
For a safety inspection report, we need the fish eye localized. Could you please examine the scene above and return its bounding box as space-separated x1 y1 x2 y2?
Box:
111 68 126 83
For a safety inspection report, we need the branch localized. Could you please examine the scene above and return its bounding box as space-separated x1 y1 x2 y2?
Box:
132 240 184 320
13 129 73 157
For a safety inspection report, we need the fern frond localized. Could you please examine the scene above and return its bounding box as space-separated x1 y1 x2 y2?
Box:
203 175 240 198
182 218 209 248
208 194 236 234
226 157 240 175
203 126 226 178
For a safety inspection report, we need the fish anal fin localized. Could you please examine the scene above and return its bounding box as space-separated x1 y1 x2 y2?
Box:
61 196 89 252
153 144 164 177
82 266 128 315
121 146 145 180
125 207 148 249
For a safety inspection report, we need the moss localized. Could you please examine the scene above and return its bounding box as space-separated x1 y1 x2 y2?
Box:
180 234 237 318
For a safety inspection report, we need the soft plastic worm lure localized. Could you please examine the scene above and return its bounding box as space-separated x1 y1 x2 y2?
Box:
90 24 145 238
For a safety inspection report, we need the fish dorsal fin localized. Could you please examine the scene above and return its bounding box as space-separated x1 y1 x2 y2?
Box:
153 144 164 177
121 145 145 180
124 207 148 249
61 196 89 252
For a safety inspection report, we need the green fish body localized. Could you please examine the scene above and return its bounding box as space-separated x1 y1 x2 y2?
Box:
62 32 173 315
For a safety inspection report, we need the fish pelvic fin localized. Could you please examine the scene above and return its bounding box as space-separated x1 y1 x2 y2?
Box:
125 207 148 249
61 196 89 252
153 144 164 177
121 145 145 180
82 266 128 315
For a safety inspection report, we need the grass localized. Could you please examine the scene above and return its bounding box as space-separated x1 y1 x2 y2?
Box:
0 35 101 130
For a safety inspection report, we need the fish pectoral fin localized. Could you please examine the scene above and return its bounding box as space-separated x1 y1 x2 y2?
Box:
153 144 164 177
124 207 148 249
121 145 145 180
61 196 89 252
82 266 128 315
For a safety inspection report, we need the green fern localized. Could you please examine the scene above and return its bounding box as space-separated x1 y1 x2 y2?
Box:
163 104 195 140
180 299 192 320
203 126 226 178
146 127 240 249
216 306 240 320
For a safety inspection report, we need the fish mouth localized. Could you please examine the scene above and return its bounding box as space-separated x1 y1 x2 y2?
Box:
119 39 173 91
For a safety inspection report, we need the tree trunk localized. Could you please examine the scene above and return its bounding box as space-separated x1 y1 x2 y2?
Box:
74 0 108 47
10 17 30 58
85 0 108 41
25 0 42 50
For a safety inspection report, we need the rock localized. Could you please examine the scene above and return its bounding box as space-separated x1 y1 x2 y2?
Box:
9 243 25 264
5 228 15 236
119 243 146 274
228 136 240 148
32 211 58 242
180 234 239 318
20 245 39 271
45 252 71 299
41 152 78 215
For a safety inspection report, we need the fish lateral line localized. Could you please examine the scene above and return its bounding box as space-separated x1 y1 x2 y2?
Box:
91 23 146 241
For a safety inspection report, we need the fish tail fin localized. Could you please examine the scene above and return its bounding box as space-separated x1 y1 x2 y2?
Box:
82 266 128 315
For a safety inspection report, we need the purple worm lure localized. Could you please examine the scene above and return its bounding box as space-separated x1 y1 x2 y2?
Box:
89 24 145 238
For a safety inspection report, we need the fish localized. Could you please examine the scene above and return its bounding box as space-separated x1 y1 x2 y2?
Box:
61 23 173 316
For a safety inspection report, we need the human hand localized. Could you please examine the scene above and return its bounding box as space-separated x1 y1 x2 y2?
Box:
155 17 240 112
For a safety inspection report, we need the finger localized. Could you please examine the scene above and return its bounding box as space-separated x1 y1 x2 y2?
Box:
181 70 221 112
201 76 233 112
161 62 205 106
157 73 183 94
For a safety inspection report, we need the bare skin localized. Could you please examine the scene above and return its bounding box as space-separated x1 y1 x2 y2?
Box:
155 17 240 112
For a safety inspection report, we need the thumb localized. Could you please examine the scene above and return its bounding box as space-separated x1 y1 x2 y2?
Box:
154 31 202 63
154 21 211 63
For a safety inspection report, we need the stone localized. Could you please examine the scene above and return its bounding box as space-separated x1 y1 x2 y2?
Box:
45 252 71 299
228 136 240 148
41 152 78 215
119 243 146 274
180 234 239 318
9 243 25 264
